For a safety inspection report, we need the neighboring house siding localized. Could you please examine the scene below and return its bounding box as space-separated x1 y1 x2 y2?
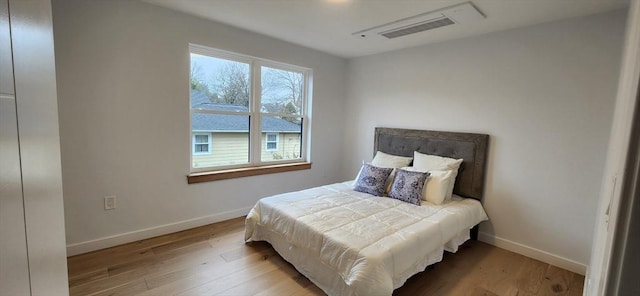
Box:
193 133 248 168
261 133 302 161
193 132 301 168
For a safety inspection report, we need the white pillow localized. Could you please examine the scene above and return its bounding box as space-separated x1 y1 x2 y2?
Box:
404 167 454 205
413 151 463 171
413 151 463 200
371 151 413 168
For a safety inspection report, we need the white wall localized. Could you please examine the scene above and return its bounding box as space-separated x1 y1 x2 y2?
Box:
52 0 347 254
53 0 627 272
343 10 626 273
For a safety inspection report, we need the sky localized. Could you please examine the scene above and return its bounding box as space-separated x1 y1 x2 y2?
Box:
190 53 244 90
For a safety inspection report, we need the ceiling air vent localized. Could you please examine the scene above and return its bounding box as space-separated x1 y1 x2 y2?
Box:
380 17 455 39
353 2 484 39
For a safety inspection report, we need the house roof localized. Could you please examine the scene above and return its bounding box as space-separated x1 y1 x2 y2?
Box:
190 89 301 133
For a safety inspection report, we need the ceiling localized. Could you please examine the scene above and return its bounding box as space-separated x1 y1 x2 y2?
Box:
143 0 628 58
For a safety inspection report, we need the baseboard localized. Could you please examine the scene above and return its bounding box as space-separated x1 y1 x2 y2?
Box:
478 232 587 275
66 207 252 256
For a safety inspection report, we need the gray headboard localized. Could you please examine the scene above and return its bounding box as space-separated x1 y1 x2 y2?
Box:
374 127 489 201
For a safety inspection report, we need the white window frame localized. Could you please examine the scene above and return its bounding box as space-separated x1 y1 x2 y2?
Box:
189 44 311 173
265 133 279 151
192 132 212 155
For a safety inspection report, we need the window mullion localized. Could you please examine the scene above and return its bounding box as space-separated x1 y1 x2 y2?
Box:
259 112 301 118
301 72 310 160
250 62 262 165
192 109 251 116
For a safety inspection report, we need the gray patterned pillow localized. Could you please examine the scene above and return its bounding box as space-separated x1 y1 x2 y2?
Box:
388 168 430 205
353 163 394 196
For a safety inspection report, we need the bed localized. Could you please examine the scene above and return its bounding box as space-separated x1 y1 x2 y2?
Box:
245 127 490 296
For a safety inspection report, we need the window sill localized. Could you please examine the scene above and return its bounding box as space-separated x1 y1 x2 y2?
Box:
187 162 312 184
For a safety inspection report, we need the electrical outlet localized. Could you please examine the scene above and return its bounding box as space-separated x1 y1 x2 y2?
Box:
104 196 116 210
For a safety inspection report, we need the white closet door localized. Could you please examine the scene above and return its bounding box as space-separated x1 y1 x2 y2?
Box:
0 0 12 94
2 0 69 295
0 90 32 296
0 0 31 294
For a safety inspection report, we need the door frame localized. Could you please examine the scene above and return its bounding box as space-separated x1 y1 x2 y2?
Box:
586 1 640 295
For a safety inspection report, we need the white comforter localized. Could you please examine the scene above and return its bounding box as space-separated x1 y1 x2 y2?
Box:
245 181 488 296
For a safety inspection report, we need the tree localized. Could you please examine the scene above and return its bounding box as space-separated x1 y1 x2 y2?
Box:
213 62 250 106
283 102 297 114
190 62 210 93
282 102 300 124
262 68 303 111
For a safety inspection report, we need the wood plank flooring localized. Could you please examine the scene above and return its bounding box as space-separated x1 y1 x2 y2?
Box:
67 217 584 296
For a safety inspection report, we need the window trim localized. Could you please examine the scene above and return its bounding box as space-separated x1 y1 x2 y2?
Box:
265 133 279 151
189 44 311 176
187 162 312 184
192 132 211 155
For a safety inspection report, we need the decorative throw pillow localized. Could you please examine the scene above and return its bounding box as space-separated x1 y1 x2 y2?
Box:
353 163 394 196
413 151 463 200
404 167 455 205
388 168 430 205
370 151 413 193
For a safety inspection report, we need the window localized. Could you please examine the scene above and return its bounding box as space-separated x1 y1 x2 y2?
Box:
192 133 211 155
189 44 311 173
265 133 278 151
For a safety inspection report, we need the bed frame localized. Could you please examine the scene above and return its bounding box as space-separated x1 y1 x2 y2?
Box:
374 127 489 238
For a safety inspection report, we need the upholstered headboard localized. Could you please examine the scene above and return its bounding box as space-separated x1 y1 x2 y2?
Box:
374 127 489 201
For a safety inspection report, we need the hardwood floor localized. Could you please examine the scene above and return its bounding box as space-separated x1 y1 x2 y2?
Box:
67 217 584 296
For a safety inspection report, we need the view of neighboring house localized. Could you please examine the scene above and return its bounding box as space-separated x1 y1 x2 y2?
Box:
190 90 302 168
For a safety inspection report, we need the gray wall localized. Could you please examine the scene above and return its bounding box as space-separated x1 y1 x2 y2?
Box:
343 10 626 272
52 0 347 253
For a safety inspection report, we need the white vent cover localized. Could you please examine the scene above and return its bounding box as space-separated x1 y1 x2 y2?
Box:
353 2 484 39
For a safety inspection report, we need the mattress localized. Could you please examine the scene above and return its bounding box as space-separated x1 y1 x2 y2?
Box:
245 181 488 296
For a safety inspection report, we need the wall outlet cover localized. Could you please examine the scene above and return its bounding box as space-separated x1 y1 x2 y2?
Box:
104 196 116 210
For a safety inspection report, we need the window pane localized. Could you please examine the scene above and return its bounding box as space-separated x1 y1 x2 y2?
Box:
195 135 208 143
192 113 250 168
195 144 208 152
190 53 250 111
261 66 303 115
261 116 302 161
